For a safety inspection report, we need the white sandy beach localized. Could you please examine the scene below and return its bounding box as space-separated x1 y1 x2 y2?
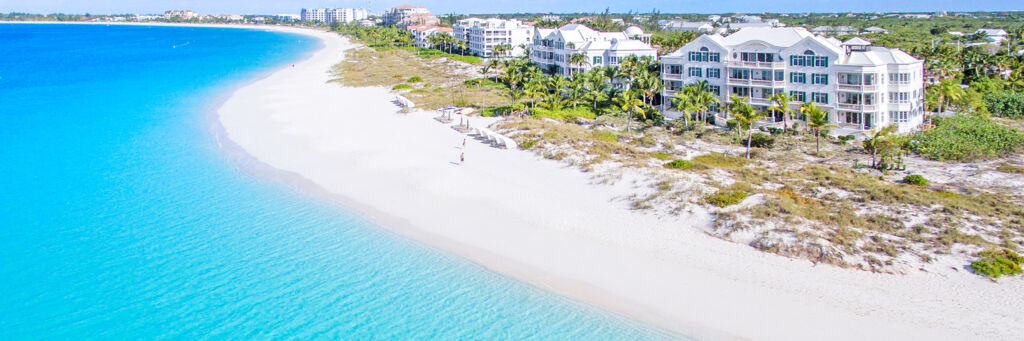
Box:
217 27 1024 340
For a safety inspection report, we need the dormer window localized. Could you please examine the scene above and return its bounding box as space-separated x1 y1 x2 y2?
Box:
803 50 815 55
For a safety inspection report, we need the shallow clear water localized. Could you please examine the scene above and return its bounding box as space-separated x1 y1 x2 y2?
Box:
0 24 677 339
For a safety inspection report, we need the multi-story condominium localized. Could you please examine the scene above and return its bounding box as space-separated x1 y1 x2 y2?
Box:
407 25 454 48
453 18 534 58
300 8 367 24
661 27 925 133
382 4 439 28
530 24 658 76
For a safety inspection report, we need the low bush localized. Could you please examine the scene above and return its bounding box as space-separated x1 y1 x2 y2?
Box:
692 153 748 169
482 104 525 117
520 139 540 150
422 83 431 87
705 189 749 208
665 160 692 170
748 133 775 149
902 174 929 186
971 249 1024 279
407 76 423 83
983 91 1024 119
591 131 618 143
911 115 1024 161
837 135 857 145
433 87 444 92
464 78 503 87
392 84 413 90
726 119 738 131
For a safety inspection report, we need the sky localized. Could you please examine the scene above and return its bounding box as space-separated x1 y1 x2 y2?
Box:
0 0 1019 16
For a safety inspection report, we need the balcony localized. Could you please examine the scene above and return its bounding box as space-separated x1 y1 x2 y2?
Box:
838 84 878 92
749 97 771 105
726 60 786 68
838 103 877 111
727 78 784 87
662 73 683 80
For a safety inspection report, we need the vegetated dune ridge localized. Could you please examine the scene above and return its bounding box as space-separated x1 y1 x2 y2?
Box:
217 26 1024 341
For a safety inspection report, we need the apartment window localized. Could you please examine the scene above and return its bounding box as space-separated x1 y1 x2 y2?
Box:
789 91 807 102
667 64 681 74
709 85 721 96
775 70 785 81
732 87 750 97
707 68 721 78
687 47 721 62
789 55 805 66
813 56 829 67
811 92 829 104
731 69 750 80
811 73 829 85
889 73 910 84
593 56 603 65
844 112 862 124
790 72 807 83
688 67 703 77
889 92 909 104
889 111 909 123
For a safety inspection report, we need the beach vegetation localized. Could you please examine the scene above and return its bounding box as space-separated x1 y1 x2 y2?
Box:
650 152 674 161
691 153 748 169
902 174 929 186
665 160 692 170
705 189 749 208
407 76 423 83
971 249 1024 279
392 84 413 90
996 164 1024 174
910 115 1024 162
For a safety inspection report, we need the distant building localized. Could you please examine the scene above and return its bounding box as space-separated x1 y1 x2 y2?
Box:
707 15 722 23
811 26 859 36
864 26 889 34
164 10 198 20
454 18 534 58
660 20 714 33
977 28 1008 44
541 14 561 22
722 21 783 32
407 25 453 48
300 8 368 24
610 18 625 25
382 4 439 28
530 24 657 76
661 27 925 134
734 15 762 23
275 14 300 22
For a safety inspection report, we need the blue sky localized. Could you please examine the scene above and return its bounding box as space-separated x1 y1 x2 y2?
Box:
0 0 1018 15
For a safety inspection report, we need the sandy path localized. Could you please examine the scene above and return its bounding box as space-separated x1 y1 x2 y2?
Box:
217 26 1024 341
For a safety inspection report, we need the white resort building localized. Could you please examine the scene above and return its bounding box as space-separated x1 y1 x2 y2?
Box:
453 18 534 58
407 25 454 48
661 27 925 134
530 24 657 76
299 8 368 24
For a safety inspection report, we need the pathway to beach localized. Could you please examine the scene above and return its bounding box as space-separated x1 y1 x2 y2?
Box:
218 27 1024 341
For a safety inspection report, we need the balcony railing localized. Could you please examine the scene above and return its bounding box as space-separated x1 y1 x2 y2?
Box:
838 84 878 91
727 78 784 87
838 103 877 111
662 73 683 80
726 60 786 68
749 97 771 105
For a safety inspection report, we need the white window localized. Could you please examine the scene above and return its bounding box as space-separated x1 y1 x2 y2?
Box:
889 111 909 123
888 92 909 103
688 67 703 77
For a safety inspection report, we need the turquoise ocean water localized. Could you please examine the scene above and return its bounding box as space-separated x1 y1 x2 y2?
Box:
0 24 677 339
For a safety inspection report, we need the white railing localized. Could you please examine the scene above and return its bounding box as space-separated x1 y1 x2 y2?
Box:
838 84 877 91
726 60 786 68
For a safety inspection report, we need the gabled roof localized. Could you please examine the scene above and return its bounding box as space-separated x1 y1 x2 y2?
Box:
841 46 920 66
721 27 814 47
843 37 872 46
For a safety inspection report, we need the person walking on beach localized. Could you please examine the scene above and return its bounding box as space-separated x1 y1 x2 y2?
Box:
460 152 465 165
462 138 466 148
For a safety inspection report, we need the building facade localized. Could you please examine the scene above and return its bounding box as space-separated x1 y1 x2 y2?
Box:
453 18 534 58
382 4 439 28
300 8 367 24
530 24 658 76
407 25 454 48
661 27 925 134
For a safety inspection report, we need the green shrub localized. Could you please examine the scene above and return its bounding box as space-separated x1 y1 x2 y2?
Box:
692 153 748 169
422 83 431 87
911 115 1024 161
520 139 540 150
747 133 775 149
902 174 929 186
407 76 423 83
464 78 503 87
392 84 414 90
983 91 1024 119
726 119 738 131
482 104 526 117
433 87 444 92
971 249 1024 279
665 160 692 170
837 135 857 144
705 189 749 208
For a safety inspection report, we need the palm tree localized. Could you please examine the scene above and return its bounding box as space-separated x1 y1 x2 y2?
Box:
568 53 588 75
936 79 965 114
769 92 794 130
863 125 897 168
613 90 646 132
726 94 750 137
689 80 717 123
483 59 503 83
635 72 663 107
729 99 764 159
566 75 588 109
802 102 832 154
671 88 695 127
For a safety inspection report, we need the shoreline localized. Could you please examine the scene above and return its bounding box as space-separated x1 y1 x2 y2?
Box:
168 24 1017 340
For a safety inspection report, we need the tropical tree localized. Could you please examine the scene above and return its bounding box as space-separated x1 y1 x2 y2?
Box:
729 99 764 159
769 92 794 131
935 78 965 114
613 90 646 132
568 53 589 75
863 125 898 168
671 89 695 127
802 102 832 154
566 75 589 109
726 94 750 136
584 68 609 109
689 80 718 124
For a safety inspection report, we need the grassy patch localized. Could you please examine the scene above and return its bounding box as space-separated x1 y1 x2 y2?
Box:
650 152 674 160
407 76 423 83
971 249 1024 279
706 189 749 207
665 160 692 170
996 164 1024 174
912 115 1024 162
531 107 598 122
591 131 618 143
392 84 413 90
692 153 749 169
902 174 929 186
